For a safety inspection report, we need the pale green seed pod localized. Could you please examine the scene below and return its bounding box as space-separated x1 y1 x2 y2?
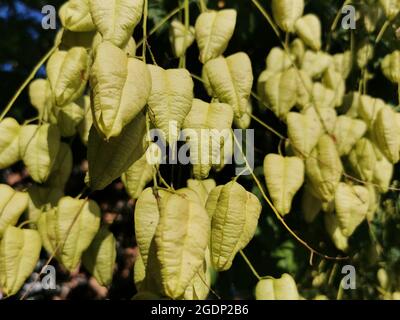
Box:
202 52 253 120
87 111 146 191
82 226 117 287
0 185 29 237
47 47 90 106
195 9 237 63
59 0 96 32
206 181 261 271
0 118 21 169
295 14 322 51
0 226 42 297
19 124 61 184
334 183 369 237
88 0 144 48
169 20 195 58
255 274 299 300
272 0 304 32
91 42 151 139
264 154 304 216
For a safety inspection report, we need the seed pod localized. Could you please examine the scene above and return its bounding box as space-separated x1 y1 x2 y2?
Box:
195 9 237 63
28 79 53 121
0 185 29 237
187 179 216 206
295 70 313 110
266 47 294 73
333 116 367 156
47 143 73 188
381 51 400 83
255 274 299 300
272 0 304 32
333 51 352 79
358 95 386 128
295 14 322 51
0 226 41 297
134 188 171 267
155 193 210 299
59 0 95 32
47 47 90 106
27 185 63 225
348 138 377 181
183 99 233 179
50 98 85 137
0 118 21 169
324 212 349 252
305 135 343 203
169 20 195 58
234 99 252 129
206 181 261 271
373 106 400 163
287 108 322 157
301 51 332 78
89 0 144 47
311 105 337 134
38 197 101 271
91 42 151 139
122 144 160 200
78 95 92 145
323 66 346 107
335 183 369 237
87 111 146 191
264 68 297 119
82 226 116 287
264 154 304 216
290 38 306 65
357 43 374 69
312 83 336 110
373 146 393 193
148 65 194 145
202 52 253 119
301 184 322 223
379 0 400 20
19 124 61 184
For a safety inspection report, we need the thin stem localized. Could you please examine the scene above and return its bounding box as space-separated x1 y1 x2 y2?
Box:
250 0 281 39
142 0 148 62
137 4 185 48
239 250 261 281
0 29 63 121
375 20 390 44
248 111 285 140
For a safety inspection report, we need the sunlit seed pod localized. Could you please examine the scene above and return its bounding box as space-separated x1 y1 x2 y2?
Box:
88 0 144 48
0 226 42 297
